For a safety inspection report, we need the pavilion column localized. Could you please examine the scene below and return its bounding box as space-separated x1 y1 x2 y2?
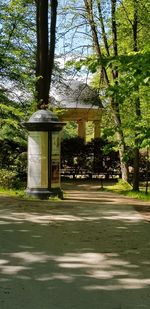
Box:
94 120 101 139
77 120 86 141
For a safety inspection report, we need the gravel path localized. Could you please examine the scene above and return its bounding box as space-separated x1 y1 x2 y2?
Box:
0 181 150 309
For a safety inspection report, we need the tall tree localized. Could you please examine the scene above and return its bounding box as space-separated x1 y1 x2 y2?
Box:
36 0 58 109
132 0 141 191
83 0 129 181
60 0 150 185
116 0 150 190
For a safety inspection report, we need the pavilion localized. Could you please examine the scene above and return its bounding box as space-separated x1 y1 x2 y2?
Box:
50 80 103 141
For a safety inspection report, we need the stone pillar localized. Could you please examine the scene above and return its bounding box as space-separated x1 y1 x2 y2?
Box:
94 120 101 139
23 109 65 199
77 120 86 141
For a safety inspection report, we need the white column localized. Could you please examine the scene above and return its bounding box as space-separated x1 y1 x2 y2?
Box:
77 120 86 141
94 121 101 139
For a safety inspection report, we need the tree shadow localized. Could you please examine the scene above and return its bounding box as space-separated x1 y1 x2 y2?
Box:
0 192 150 309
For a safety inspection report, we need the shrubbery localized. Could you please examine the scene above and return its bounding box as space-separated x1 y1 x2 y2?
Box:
61 137 120 178
0 140 27 189
0 169 19 189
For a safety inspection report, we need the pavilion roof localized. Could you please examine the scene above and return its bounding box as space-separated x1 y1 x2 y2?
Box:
50 80 103 110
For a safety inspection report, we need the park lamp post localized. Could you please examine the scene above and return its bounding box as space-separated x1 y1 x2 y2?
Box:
24 109 65 200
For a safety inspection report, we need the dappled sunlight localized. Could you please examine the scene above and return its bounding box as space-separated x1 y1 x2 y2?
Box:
0 205 144 226
0 212 85 225
64 188 149 207
10 251 52 264
0 220 11 225
54 252 150 290
55 252 137 278
118 278 150 289
37 273 74 283
0 259 9 265
0 265 31 275
84 279 150 291
101 210 143 223
0 250 150 291
0 211 142 225
0 183 150 308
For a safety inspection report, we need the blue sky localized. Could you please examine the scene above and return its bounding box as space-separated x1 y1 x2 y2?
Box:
56 0 93 57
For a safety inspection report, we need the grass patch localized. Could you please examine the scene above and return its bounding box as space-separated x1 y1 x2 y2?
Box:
104 179 150 201
0 187 25 198
0 187 63 202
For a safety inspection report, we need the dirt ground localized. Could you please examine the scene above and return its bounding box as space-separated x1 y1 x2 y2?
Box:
0 181 150 309
62 181 150 222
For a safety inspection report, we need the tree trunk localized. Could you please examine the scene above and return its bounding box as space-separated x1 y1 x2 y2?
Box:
111 0 128 181
145 148 149 194
132 147 140 191
47 0 58 95
111 98 129 181
132 0 141 191
132 96 141 191
36 0 49 109
35 0 58 109
96 0 110 57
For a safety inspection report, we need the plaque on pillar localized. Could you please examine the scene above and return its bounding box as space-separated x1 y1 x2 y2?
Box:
51 132 60 188
28 131 48 189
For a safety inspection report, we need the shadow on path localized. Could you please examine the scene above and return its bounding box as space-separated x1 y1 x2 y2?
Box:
0 182 150 309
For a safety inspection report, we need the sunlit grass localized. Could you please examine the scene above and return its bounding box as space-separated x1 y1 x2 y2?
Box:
0 180 149 202
0 187 62 201
104 180 150 201
0 187 25 198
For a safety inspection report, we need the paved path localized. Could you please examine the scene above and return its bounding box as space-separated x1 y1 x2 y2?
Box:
0 182 150 309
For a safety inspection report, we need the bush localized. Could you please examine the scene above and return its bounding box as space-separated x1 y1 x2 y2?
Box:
0 169 20 189
14 152 27 181
61 137 120 176
116 179 132 191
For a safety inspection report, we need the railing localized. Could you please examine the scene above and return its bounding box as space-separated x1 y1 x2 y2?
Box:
61 167 121 180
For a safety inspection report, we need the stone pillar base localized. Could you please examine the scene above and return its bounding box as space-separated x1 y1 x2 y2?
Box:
25 187 64 200
25 188 52 200
50 188 64 199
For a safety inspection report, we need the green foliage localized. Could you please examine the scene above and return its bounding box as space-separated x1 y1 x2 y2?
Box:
0 169 19 189
136 126 150 149
63 0 150 160
62 121 95 141
61 137 120 176
0 140 27 187
62 121 78 139
124 191 150 201
117 0 150 53
105 179 150 201
0 0 36 90
0 0 35 157
114 179 132 191
14 152 27 175
0 187 25 198
0 101 27 145
66 55 99 73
